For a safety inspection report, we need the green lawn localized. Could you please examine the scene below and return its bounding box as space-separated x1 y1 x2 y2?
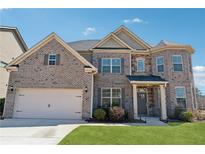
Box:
59 122 205 145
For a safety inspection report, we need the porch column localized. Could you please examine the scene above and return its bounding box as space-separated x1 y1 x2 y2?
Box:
133 84 138 119
159 84 167 120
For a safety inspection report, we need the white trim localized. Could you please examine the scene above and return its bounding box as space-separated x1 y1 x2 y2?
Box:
172 55 183 72
175 86 187 98
101 58 121 74
136 57 145 72
133 85 138 119
101 88 122 107
90 33 133 50
114 26 152 49
159 85 167 120
151 45 195 53
92 49 131 53
175 86 187 108
7 33 97 72
156 56 164 73
48 54 57 65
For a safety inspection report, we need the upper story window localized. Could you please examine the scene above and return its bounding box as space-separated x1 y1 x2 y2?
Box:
102 58 121 73
0 61 8 68
172 55 183 71
156 56 164 72
48 54 57 65
136 58 145 72
101 88 121 107
175 86 186 108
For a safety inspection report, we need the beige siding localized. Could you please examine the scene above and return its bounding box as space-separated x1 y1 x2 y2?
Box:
116 31 145 49
99 38 124 48
0 31 25 98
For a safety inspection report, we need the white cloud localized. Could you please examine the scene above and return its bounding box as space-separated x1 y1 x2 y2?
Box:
193 66 205 72
82 27 96 36
123 17 148 24
0 8 10 12
193 66 205 87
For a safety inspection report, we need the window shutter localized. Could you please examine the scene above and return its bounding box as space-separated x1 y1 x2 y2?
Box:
97 88 101 108
44 54 48 65
121 58 124 74
121 88 125 108
98 58 101 73
56 54 60 65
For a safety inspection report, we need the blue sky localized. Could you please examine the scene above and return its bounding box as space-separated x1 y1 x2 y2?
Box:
1 8 205 94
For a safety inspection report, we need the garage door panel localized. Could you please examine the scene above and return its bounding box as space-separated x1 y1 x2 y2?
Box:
13 88 83 119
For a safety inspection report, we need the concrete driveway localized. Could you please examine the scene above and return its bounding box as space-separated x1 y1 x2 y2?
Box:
0 119 85 145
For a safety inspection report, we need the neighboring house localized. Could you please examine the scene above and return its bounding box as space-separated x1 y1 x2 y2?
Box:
3 25 197 120
0 26 28 99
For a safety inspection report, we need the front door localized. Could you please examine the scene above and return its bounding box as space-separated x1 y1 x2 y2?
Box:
137 91 147 115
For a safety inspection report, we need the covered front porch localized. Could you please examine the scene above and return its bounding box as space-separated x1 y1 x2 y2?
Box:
127 75 168 120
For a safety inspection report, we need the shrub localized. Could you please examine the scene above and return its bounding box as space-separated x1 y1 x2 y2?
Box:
93 108 106 121
179 111 194 122
174 106 185 119
0 98 5 116
109 106 125 122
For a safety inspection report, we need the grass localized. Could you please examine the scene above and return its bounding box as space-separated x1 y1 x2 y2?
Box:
59 122 205 145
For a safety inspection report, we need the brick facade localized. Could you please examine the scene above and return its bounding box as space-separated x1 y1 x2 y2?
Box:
151 50 196 116
4 39 92 119
92 52 134 118
3 27 196 120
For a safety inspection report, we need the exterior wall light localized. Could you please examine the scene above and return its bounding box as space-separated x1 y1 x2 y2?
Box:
84 86 88 93
8 85 14 92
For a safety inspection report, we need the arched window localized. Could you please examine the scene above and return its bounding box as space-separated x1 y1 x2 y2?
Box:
136 58 145 72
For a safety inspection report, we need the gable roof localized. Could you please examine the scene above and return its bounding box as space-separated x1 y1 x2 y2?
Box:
0 25 28 52
68 40 99 51
114 25 152 49
90 33 133 50
7 33 97 71
152 40 195 53
155 40 190 48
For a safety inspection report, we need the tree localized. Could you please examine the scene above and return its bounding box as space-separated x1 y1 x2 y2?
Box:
195 87 205 110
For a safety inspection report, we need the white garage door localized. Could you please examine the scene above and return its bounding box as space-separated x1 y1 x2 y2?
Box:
13 88 83 119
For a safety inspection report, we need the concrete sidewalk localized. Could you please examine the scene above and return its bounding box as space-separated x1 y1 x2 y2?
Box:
0 117 167 145
0 119 85 145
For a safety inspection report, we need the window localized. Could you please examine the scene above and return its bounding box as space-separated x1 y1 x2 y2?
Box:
101 88 121 107
175 86 186 108
172 55 183 71
48 54 56 65
0 61 8 68
136 58 145 72
102 58 121 73
156 56 164 72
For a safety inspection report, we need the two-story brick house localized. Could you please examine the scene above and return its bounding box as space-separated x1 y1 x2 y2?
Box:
3 26 197 120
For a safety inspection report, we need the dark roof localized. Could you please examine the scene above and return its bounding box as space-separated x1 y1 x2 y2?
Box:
67 40 100 51
127 75 167 82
